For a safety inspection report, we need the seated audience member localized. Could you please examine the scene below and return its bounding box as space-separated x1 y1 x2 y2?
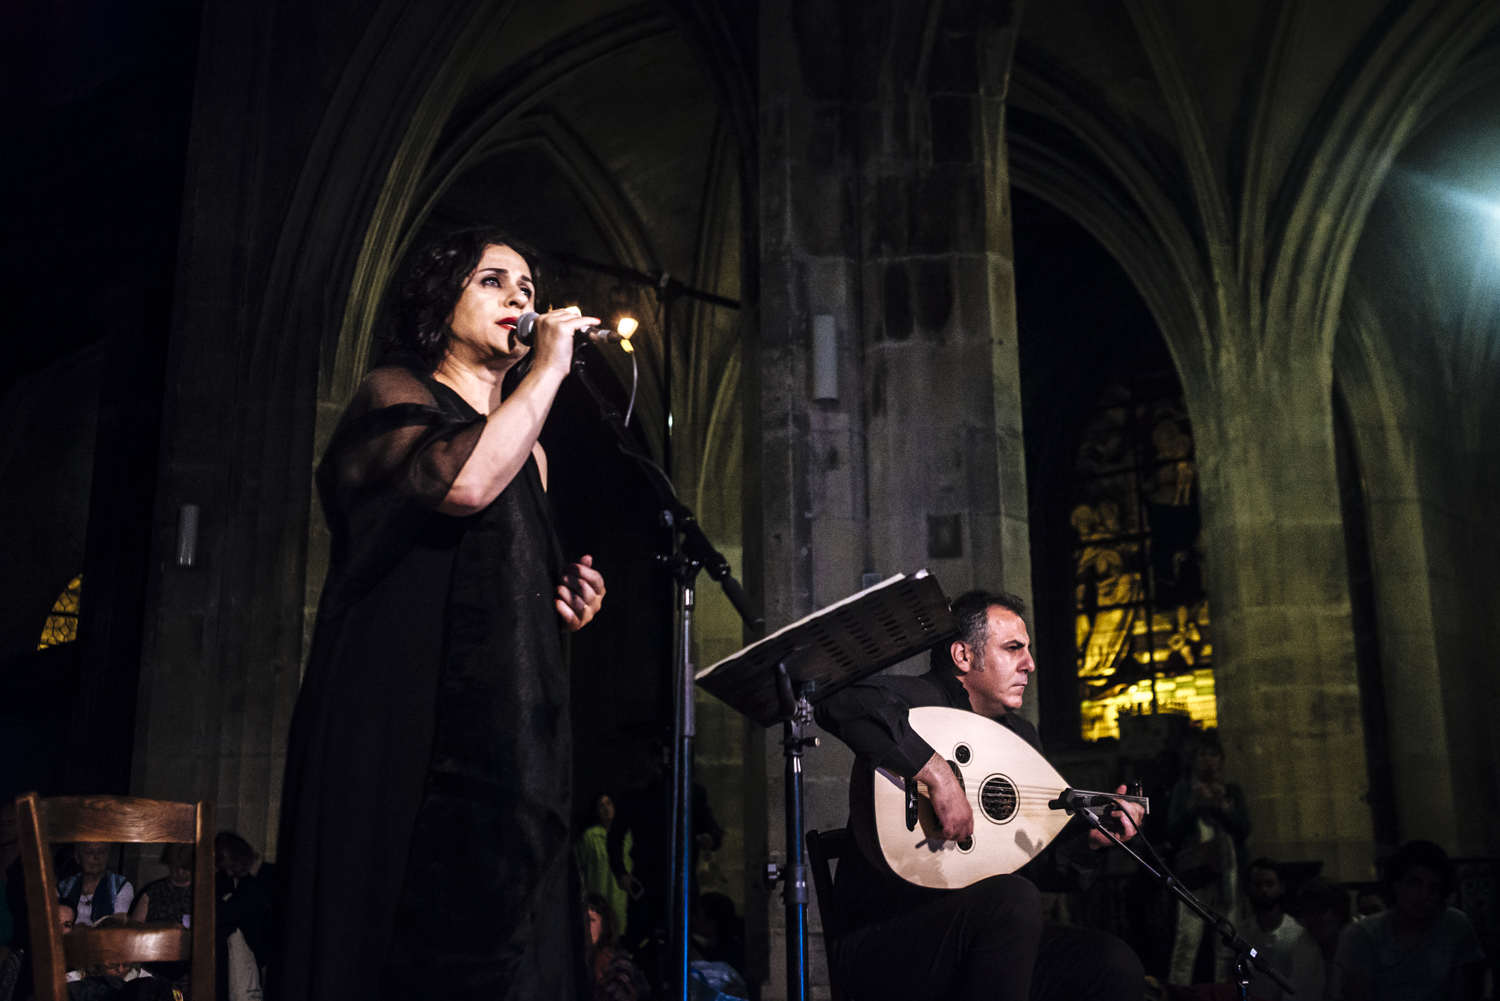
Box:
59 843 133 927
64 915 178 1001
216 831 274 950
0 902 76 1001
1293 879 1353 1000
1336 840 1484 1001
694 892 745 976
68 914 153 983
587 893 648 1001
131 844 196 994
215 832 271 1001
130 845 195 926
1241 858 1324 1001
579 793 632 939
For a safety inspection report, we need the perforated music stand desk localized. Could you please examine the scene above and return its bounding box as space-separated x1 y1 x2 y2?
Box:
695 571 957 1001
695 570 957 724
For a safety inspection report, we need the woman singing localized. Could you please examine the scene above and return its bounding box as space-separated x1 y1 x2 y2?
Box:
274 228 606 1000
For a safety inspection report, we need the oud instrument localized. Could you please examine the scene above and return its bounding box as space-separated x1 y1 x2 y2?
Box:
849 706 1148 890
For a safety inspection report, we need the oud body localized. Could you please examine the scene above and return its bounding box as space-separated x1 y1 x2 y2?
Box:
849 707 1076 890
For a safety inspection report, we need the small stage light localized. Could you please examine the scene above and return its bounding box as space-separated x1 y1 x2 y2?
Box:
617 316 638 353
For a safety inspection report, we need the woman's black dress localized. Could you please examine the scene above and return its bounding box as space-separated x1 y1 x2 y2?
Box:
274 361 580 1000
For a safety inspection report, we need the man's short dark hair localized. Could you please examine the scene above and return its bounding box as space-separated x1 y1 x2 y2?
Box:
385 226 541 366
930 590 1027 673
1247 857 1279 877
214 830 258 870
1384 839 1458 898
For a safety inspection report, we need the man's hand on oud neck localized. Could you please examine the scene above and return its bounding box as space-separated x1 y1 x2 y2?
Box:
917 751 974 842
1087 785 1145 849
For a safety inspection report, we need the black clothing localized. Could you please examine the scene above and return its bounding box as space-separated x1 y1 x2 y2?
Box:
814 669 1103 929
218 869 274 1001
137 878 192 924
814 668 1141 1000
136 877 193 989
66 978 176 1001
834 875 1143 1001
274 363 577 1001
216 868 274 962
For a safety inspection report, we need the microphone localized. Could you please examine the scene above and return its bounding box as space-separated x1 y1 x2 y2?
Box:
1047 788 1121 813
513 311 634 348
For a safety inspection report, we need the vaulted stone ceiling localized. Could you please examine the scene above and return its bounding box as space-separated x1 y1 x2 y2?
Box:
1010 0 1500 377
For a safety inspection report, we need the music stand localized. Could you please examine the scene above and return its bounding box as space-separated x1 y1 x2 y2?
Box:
695 572 957 1001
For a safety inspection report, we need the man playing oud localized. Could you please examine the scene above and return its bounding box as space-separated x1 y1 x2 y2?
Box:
814 590 1146 1001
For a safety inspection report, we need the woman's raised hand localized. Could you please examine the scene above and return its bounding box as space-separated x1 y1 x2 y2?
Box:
557 554 606 631
532 307 601 377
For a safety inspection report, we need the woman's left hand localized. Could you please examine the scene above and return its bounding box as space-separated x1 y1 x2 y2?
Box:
557 555 606 631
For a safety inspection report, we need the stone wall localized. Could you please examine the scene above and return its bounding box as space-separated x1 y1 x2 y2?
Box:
753 1 1030 993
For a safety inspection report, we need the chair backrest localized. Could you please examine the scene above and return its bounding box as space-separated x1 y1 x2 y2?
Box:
805 828 853 1001
15 792 216 1001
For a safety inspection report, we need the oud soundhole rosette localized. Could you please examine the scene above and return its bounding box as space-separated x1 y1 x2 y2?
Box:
979 774 1019 824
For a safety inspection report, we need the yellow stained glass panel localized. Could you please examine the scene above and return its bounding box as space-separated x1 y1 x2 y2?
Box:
1080 668 1217 741
38 575 82 649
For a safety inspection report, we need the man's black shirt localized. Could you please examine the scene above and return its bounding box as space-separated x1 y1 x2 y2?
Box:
813 668 1103 930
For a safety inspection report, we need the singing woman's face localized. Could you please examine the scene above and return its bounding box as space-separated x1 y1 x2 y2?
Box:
446 243 536 365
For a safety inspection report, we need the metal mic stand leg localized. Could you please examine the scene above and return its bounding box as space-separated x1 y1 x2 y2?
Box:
667 562 700 1001
771 664 815 1001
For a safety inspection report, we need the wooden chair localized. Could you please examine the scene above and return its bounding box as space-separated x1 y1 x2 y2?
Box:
15 792 215 1001
805 828 853 1001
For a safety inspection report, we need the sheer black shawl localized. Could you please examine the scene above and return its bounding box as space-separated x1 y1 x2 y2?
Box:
276 362 578 1001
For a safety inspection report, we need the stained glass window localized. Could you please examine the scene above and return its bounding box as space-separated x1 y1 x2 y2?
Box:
1072 380 1213 740
38 575 82 649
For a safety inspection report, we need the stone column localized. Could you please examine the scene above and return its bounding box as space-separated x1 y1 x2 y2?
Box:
753 1 1027 994
857 16 1030 615
1189 350 1377 880
131 0 483 858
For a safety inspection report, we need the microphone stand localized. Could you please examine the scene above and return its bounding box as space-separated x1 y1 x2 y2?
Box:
569 349 763 1001
1048 790 1296 1000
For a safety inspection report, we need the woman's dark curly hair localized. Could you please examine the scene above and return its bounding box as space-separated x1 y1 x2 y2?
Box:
386 226 541 365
